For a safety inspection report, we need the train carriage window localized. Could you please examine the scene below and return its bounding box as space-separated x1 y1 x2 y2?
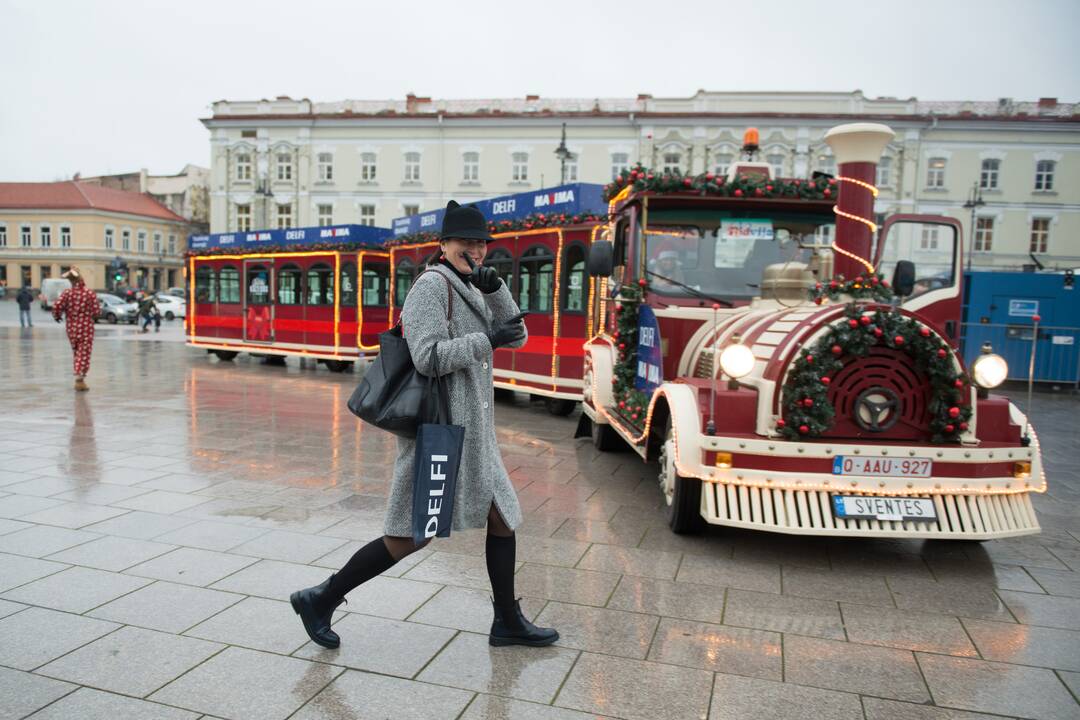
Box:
246 265 271 304
218 266 240 303
340 262 357 307
394 258 415 306
306 263 334 306
562 244 587 312
277 264 302 305
195 266 215 303
517 245 554 313
362 261 389 307
484 248 514 293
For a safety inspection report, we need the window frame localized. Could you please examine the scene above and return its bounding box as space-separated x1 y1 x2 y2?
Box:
235 152 252 181
876 156 893 187
235 205 252 233
246 263 272 305
404 152 422 182
462 152 479 182
483 248 514 296
926 157 947 188
561 242 588 315
317 152 334 182
20 224 31 248
661 152 682 175
218 265 241 304
361 260 390 308
194 266 215 302
39 225 51 248
340 261 358 307
979 158 1000 190
974 216 994 252
359 205 376 227
516 244 555 313
276 263 303 306
1029 218 1051 253
361 152 377 182
276 152 293 181
394 258 415 306
610 152 630 180
1034 160 1055 191
511 152 529 182
276 203 293 230
60 226 71 248
316 204 333 227
305 262 335 306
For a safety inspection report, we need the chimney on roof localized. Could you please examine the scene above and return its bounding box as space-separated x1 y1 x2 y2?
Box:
526 94 539 102
406 93 418 113
637 93 652 100
1038 97 1058 108
73 172 81 181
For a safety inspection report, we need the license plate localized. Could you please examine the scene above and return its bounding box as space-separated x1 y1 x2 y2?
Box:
832 495 938 522
832 456 932 478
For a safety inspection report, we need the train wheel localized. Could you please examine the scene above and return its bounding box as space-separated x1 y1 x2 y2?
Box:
591 418 622 452
545 398 577 416
660 419 703 534
494 387 516 402
214 350 238 361
261 355 287 366
325 360 352 373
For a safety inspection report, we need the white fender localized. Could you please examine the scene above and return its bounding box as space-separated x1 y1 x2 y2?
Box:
584 343 617 421
655 383 706 476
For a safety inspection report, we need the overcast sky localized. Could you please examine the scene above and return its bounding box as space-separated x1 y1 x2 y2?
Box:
2 0 1078 182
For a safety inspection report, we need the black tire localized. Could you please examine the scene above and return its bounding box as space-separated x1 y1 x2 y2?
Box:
591 418 622 451
660 419 704 534
545 398 577 416
493 387 516 402
106 313 118 324
165 311 175 321
325 360 352 373
214 350 238 361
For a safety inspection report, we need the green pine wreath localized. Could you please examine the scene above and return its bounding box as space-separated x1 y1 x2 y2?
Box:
604 163 838 202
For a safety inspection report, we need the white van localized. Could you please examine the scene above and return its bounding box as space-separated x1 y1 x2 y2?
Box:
39 278 71 310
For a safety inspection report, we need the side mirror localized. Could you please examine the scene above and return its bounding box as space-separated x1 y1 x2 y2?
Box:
892 260 916 297
587 240 614 277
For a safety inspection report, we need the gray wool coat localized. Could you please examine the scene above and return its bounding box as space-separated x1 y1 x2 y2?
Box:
382 263 527 536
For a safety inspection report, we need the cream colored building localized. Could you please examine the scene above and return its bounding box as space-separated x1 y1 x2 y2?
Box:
0 182 192 292
78 164 210 232
204 91 1079 270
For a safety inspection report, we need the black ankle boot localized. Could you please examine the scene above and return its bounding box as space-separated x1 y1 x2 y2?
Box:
489 600 559 647
290 575 344 649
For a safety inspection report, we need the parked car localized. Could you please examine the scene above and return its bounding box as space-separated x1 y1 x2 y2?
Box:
97 293 138 324
154 294 186 320
165 286 187 299
39 278 71 310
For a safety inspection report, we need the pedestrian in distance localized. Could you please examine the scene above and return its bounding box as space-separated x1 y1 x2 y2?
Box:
16 284 34 328
139 293 160 333
51 267 97 392
290 200 558 650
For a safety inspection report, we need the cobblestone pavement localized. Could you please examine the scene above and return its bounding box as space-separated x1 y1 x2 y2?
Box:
1 314 1079 720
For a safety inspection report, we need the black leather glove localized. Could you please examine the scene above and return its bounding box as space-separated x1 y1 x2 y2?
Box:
487 312 528 350
463 254 502 294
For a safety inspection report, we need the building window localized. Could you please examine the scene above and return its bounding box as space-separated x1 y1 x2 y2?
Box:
21 225 31 247
153 232 162 254
121 229 131 250
404 152 421 182
60 226 71 248
359 205 376 226
276 153 292 181
979 159 1000 190
40 226 51 248
360 152 377 182
403 205 419 217
137 230 147 252
926 157 947 188
317 152 334 182
218 266 240 303
816 153 836 176
974 217 994 252
714 153 733 177
276 203 293 229
462 152 479 182
235 153 252 181
563 159 578 183
766 154 785 178
1034 160 1055 191
877 157 893 187
0 225 6 247
920 226 939 250
611 152 629 180
317 204 333 226
1030 218 1050 253
511 152 529 182
168 234 176 255
662 152 681 174
236 205 252 232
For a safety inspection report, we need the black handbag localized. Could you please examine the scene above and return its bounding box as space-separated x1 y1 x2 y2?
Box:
347 271 453 439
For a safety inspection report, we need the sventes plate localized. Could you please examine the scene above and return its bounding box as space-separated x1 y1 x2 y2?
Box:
831 495 938 522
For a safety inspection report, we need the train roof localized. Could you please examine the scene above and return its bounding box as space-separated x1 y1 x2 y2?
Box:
188 223 392 254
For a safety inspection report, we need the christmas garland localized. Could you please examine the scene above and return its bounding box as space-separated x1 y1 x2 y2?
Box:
610 279 651 431
384 232 441 248
811 273 894 304
779 306 971 443
604 162 838 203
185 240 386 257
382 212 608 248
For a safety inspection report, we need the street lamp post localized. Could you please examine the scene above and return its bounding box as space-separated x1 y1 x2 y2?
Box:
554 123 576 185
962 182 985 272
256 175 274 230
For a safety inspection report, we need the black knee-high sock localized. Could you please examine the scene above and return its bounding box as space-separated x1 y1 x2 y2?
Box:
326 537 397 602
486 532 517 611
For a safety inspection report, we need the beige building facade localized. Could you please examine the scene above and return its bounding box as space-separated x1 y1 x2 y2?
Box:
0 182 192 292
204 91 1079 270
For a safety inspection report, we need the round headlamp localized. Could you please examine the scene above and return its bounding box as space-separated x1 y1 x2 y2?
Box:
719 341 755 379
972 344 1008 389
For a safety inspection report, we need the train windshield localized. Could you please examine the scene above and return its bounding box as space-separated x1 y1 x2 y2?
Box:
642 209 833 301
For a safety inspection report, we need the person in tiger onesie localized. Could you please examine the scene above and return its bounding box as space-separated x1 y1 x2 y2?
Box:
52 267 98 392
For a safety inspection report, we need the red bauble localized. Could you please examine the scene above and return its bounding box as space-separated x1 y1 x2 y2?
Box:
630 413 638 421
829 178 837 185
824 189 832 198
848 319 858 328
831 344 843 356
871 277 880 286
855 276 864 284
948 406 960 418
683 178 692 188
815 282 823 291
1033 315 1041 323
959 422 968 431
798 424 810 434
894 335 905 346
765 185 773 192
821 376 831 386
808 181 816 189
944 424 955 433
954 379 964 388
881 279 890 288
920 327 931 337
814 297 823 305
806 354 814 364
937 349 947 359
638 278 648 287
776 418 786 428
734 189 744 197
705 172 715 181
754 188 764 197
618 401 626 409
646 174 654 180
615 176 624 186
615 303 622 311
873 327 883 338
635 406 642 412
829 280 839 290
860 315 871 326
618 343 626 350
803 398 814 408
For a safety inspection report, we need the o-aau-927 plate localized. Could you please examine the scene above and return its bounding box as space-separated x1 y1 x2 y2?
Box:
832 456 932 478
831 495 938 522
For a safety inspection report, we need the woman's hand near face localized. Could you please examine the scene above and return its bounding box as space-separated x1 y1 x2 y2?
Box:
462 253 502 294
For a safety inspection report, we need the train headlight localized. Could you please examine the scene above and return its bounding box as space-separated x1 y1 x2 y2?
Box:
972 344 1008 389
719 341 755 379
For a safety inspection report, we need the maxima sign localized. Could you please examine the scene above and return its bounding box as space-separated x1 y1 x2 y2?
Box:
188 223 392 252
390 183 605 237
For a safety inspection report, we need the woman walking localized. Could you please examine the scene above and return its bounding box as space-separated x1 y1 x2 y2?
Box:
51 267 98 391
291 201 558 649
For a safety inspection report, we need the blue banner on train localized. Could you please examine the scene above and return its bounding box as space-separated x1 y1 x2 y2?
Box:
390 183 606 237
187 224 392 252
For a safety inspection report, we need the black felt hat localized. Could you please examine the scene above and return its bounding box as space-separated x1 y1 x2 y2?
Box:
440 200 493 242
